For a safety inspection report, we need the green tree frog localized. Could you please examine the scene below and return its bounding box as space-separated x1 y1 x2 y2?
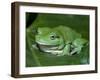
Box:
33 25 88 56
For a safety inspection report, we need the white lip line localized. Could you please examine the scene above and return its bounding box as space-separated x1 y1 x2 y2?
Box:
36 42 59 46
36 42 59 50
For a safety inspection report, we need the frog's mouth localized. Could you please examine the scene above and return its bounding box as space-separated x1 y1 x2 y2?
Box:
36 43 59 52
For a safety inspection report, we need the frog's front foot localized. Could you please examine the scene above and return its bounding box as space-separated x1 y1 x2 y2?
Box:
70 38 88 55
70 47 82 55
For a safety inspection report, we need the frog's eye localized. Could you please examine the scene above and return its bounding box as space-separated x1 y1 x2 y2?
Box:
50 35 56 40
50 35 60 40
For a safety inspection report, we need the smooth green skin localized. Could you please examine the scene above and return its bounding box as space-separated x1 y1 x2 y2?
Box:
34 25 87 56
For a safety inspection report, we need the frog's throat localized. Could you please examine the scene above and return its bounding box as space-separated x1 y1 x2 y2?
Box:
36 42 65 53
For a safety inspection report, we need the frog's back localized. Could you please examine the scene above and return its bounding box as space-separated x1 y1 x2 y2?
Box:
54 25 81 42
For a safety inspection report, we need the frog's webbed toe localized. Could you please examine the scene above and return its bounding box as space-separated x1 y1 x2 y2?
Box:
70 47 82 55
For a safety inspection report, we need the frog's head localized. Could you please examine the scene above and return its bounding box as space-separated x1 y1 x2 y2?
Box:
34 27 64 52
